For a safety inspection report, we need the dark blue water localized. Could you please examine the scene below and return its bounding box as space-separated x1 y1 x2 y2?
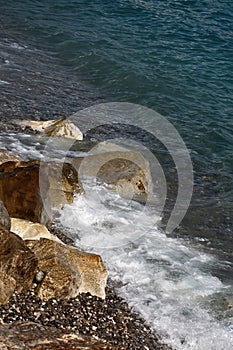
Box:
0 1 233 347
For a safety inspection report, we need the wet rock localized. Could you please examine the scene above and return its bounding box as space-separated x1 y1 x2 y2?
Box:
0 160 82 225
0 321 121 349
0 149 21 165
10 218 63 243
0 225 38 303
44 161 83 210
25 238 108 300
0 200 10 230
72 150 152 202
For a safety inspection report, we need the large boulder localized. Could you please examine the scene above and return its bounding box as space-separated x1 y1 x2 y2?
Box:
0 160 82 225
0 225 38 304
72 150 152 202
10 218 63 243
0 321 121 349
25 238 108 300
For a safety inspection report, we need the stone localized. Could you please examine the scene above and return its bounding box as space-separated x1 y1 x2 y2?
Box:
0 160 82 225
44 161 83 210
44 119 83 140
0 149 21 165
0 270 16 305
72 150 152 202
10 218 63 243
25 238 108 300
0 200 10 230
14 119 83 140
0 321 122 349
0 225 38 298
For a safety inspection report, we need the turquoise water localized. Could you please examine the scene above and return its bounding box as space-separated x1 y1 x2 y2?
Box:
0 1 233 348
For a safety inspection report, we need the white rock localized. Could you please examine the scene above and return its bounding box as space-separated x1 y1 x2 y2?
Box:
10 218 63 243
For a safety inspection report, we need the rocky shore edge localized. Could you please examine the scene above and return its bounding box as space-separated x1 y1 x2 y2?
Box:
0 119 173 349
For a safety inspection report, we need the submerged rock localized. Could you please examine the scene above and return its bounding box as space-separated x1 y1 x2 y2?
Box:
0 160 82 225
0 321 121 349
10 218 63 243
25 238 108 300
0 225 38 304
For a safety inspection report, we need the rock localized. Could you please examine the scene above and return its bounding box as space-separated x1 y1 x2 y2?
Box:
0 321 121 349
0 271 16 305
44 161 83 210
0 200 10 230
25 238 108 300
14 119 83 140
0 225 38 301
10 218 63 243
0 160 82 225
44 119 83 140
72 150 152 202
0 149 21 165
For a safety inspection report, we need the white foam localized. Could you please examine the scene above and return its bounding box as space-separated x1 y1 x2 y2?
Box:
57 180 233 350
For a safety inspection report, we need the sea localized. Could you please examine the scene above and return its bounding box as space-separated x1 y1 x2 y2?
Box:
0 1 232 349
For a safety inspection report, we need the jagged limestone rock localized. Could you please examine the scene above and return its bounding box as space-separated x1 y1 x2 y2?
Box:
10 218 63 243
25 238 108 300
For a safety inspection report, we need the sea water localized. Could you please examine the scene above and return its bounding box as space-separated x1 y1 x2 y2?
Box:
0 0 232 349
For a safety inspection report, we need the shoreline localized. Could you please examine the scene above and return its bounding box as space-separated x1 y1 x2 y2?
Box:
0 123 173 349
0 223 172 350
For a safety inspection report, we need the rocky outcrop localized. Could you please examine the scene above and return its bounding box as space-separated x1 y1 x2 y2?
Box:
72 150 152 202
0 160 82 225
0 321 121 349
0 200 10 230
0 149 21 165
25 238 108 300
10 218 63 243
0 225 38 303
14 119 83 140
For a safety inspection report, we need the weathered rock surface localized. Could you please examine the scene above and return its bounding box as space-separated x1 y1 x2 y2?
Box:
72 150 152 202
0 321 121 349
0 271 16 305
44 160 82 210
0 160 82 224
0 200 10 230
0 225 38 303
10 218 63 243
25 238 108 300
0 149 21 165
44 119 83 140
14 119 83 140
